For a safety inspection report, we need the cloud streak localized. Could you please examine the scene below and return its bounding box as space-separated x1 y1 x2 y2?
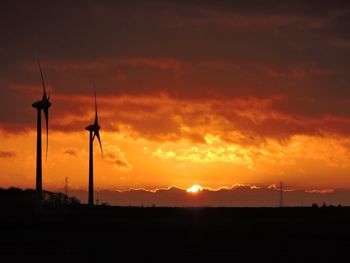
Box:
0 151 16 158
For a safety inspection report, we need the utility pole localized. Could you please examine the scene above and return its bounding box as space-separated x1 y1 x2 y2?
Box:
65 176 69 197
96 193 99 205
279 182 284 208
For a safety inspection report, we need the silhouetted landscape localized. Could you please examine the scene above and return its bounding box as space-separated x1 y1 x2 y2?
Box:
0 188 80 209
0 188 349 262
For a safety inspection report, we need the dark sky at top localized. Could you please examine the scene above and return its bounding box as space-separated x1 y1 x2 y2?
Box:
0 0 350 134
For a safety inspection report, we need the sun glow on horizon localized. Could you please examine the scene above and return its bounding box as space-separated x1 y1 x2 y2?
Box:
186 184 203 193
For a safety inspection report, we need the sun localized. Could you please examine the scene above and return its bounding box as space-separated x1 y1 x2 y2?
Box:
186 184 203 193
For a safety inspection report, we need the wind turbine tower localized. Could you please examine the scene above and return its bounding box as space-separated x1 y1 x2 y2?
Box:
32 61 51 209
85 87 103 206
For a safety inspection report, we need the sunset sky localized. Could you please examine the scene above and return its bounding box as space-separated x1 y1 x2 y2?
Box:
1 1 350 198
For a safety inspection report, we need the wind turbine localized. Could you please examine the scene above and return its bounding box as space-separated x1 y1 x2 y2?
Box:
86 87 103 206
32 61 51 209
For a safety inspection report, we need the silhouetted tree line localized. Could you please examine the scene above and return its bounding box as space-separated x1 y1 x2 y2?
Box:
0 187 80 209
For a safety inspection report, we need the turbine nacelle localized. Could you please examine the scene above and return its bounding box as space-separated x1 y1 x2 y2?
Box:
32 98 51 110
32 100 44 109
85 124 100 133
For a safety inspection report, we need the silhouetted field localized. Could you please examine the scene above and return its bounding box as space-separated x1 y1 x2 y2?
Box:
1 204 350 262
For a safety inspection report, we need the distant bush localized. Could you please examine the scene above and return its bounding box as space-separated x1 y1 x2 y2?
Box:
0 188 81 209
43 191 81 207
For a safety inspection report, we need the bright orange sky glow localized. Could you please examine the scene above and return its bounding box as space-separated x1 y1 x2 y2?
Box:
1 95 350 192
1 1 350 197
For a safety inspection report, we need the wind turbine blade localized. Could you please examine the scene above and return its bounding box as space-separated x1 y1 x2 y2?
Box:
37 61 47 99
93 83 98 124
95 130 103 158
44 107 49 161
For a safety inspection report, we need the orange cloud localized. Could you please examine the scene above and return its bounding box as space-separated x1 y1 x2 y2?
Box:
0 151 17 158
103 144 132 172
63 148 78 157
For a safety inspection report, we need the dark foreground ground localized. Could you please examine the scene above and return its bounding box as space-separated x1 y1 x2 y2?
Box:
1 206 349 262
